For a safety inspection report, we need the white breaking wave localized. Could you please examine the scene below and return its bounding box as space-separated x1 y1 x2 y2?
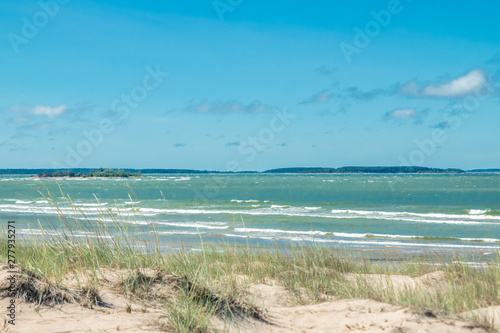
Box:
469 209 490 215
2 202 499 226
157 231 207 235
111 207 500 226
174 177 191 181
0 204 156 218
156 221 229 230
221 234 500 250
330 209 500 222
234 228 327 236
460 237 500 243
17 229 113 239
15 200 33 204
233 228 500 243
231 199 259 203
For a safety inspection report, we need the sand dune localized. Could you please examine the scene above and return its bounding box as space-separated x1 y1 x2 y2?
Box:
1 264 497 332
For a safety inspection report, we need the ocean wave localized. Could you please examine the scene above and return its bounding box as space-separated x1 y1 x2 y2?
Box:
74 203 108 207
73 234 113 239
330 209 500 222
221 233 500 250
174 177 191 181
329 215 495 226
3 198 500 232
0 204 156 218
270 205 289 209
0 204 35 212
460 237 500 243
83 217 150 225
156 221 229 230
18 228 114 239
469 209 490 215
234 228 327 236
157 230 206 235
233 228 500 243
123 207 500 226
231 199 259 203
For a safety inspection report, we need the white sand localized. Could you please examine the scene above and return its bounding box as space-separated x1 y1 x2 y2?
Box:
1 264 497 332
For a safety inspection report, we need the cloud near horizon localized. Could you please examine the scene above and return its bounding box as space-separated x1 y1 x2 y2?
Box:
299 85 386 105
183 100 277 114
9 104 67 118
31 104 67 118
430 121 452 129
314 65 336 76
384 107 429 124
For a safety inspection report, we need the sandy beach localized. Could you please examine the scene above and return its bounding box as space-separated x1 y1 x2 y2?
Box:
2 262 498 332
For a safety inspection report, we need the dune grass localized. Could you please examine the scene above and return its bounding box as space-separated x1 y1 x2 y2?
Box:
0 187 499 332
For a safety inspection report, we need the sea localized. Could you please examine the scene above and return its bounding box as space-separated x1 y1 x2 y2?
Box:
1 173 499 261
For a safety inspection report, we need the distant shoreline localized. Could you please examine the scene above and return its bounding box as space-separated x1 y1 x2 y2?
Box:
1 166 499 175
30 169 141 179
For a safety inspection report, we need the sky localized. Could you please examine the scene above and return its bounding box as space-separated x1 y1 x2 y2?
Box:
1 0 499 171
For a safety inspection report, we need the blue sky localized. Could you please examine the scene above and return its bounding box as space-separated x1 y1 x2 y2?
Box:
1 0 499 170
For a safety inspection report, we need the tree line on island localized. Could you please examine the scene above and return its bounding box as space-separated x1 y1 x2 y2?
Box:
36 169 141 178
2 166 499 175
262 166 465 174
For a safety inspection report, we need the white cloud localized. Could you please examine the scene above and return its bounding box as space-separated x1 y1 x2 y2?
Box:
385 108 418 119
422 70 486 97
399 70 488 98
386 108 418 118
31 104 66 118
384 107 428 124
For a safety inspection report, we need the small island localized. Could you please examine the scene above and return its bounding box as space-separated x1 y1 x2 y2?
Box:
35 168 142 178
263 166 465 174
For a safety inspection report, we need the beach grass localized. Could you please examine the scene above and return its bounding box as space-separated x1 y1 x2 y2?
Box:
1 188 499 332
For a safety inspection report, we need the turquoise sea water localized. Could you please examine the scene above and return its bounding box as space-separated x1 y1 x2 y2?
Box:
1 173 499 259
